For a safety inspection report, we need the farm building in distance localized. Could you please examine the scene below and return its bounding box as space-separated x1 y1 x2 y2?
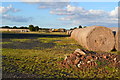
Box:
49 28 66 32
0 28 30 32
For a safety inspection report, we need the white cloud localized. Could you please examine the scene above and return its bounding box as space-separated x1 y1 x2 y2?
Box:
89 9 108 16
110 7 119 17
0 4 20 14
1 4 33 23
2 14 32 22
0 0 118 2
50 9 74 15
58 16 73 20
67 5 85 12
50 5 109 17
38 2 69 9
50 5 118 27
21 0 40 2
21 0 69 9
21 0 70 2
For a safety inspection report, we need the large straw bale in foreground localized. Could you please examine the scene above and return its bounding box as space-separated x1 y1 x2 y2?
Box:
71 26 115 52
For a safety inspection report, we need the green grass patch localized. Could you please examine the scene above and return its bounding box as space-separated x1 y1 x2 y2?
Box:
10 39 30 42
37 37 62 43
117 51 120 55
0 42 12 44
54 39 77 46
38 37 78 46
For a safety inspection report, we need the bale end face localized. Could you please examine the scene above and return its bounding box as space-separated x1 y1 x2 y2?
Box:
87 26 115 52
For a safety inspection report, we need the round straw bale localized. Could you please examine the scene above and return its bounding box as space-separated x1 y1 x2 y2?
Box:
67 30 69 35
71 26 115 52
71 29 81 41
69 30 73 35
67 30 73 35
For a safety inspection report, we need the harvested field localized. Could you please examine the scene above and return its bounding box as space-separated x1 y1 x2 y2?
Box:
2 32 120 79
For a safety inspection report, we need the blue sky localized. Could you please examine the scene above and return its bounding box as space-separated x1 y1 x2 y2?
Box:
1 2 118 29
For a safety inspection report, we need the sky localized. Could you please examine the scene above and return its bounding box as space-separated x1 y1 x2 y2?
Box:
0 1 119 29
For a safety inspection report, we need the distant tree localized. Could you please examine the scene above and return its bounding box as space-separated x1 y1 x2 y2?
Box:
13 26 17 29
29 25 35 31
35 26 39 31
39 28 42 30
2 26 10 28
79 25 82 28
24 27 28 29
62 29 66 32
74 27 77 29
20 26 28 29
83 26 87 28
70 28 74 30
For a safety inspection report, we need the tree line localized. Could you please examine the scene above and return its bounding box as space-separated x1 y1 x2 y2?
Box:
1 25 39 31
70 25 87 30
1 26 28 29
1 25 87 31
